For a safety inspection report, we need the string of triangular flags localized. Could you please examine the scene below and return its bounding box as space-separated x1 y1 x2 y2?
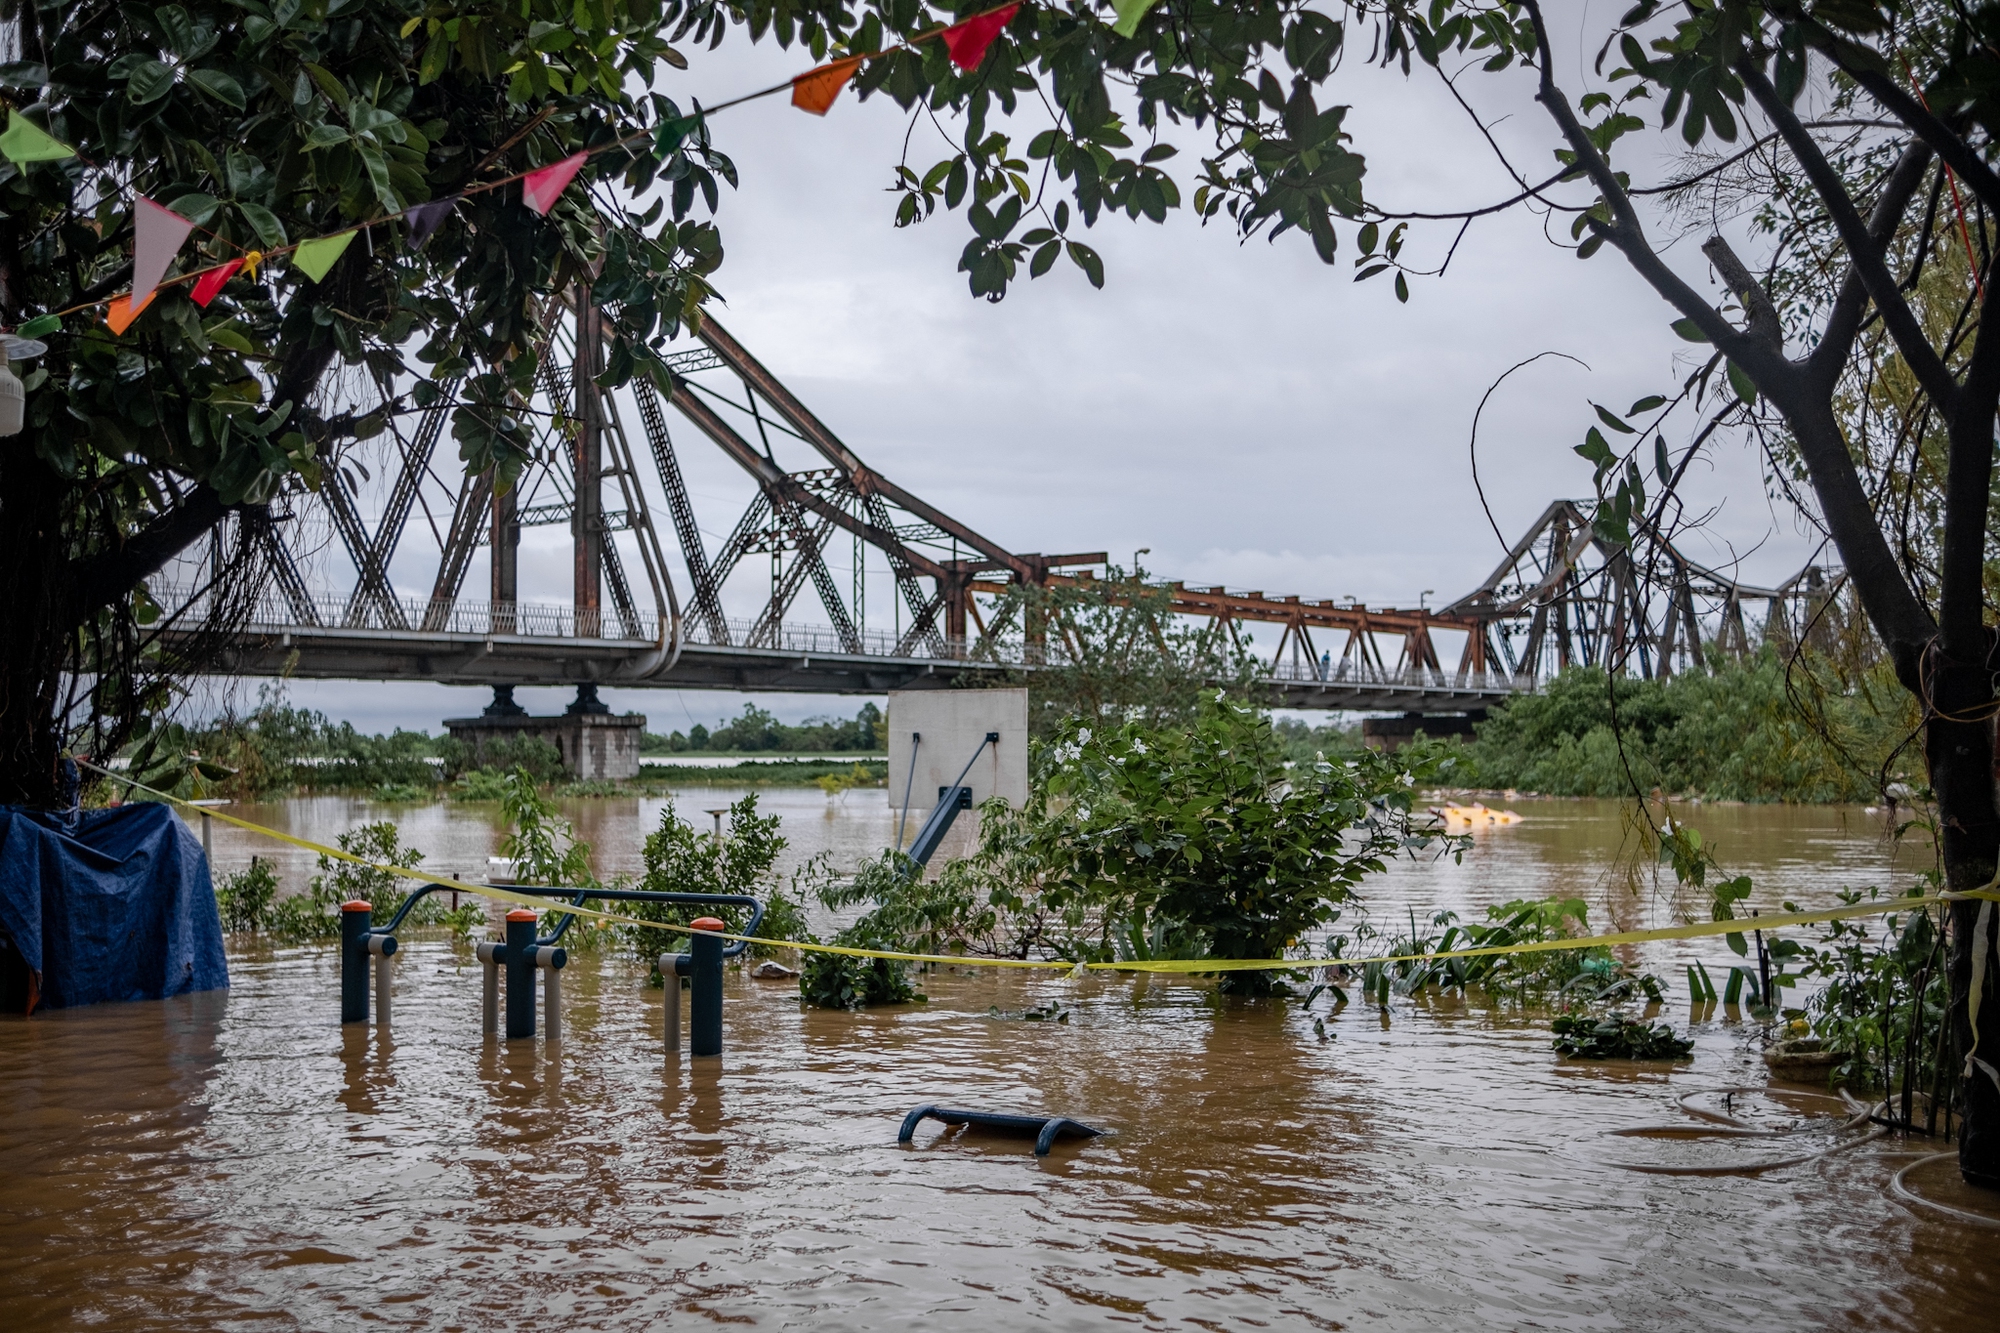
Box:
0 0 1150 342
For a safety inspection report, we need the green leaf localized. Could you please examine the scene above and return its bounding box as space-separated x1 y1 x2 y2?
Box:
1670 317 1709 343
1654 434 1671 484
126 59 176 104
188 68 246 109
302 123 348 150
165 192 219 225
1592 403 1636 434
236 201 287 248
1627 394 1667 414
1726 358 1758 403
14 314 60 338
302 62 349 109
1066 241 1104 289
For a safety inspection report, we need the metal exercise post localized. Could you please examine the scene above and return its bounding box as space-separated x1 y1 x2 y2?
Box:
688 917 725 1057
505 909 538 1039
659 959 682 1054
371 934 396 1027
536 945 568 1044
340 900 373 1023
478 940 501 1035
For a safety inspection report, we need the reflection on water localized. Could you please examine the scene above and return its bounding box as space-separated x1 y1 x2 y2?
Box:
2 797 1987 1329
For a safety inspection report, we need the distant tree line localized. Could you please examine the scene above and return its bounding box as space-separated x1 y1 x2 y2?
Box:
644 703 883 755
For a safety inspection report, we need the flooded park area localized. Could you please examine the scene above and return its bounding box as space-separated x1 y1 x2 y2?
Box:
3 791 1996 1330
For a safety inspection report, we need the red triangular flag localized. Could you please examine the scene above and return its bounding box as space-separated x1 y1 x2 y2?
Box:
131 196 196 306
941 4 1019 70
792 57 863 115
189 259 245 308
105 289 157 336
522 152 587 215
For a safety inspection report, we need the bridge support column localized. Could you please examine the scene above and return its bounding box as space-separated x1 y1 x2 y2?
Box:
573 293 603 637
491 482 517 633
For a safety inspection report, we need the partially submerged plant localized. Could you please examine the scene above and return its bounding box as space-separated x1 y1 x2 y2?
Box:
1551 1014 1694 1061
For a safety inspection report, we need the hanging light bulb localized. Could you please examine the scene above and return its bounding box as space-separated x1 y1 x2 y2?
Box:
0 334 46 438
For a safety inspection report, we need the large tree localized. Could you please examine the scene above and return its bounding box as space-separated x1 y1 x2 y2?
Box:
0 0 725 803
656 0 2000 1179
14 0 2000 1183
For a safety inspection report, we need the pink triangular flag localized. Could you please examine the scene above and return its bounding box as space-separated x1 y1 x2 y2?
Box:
131 197 196 306
521 152 586 215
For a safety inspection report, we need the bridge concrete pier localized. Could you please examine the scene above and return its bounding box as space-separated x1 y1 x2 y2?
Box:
446 686 645 780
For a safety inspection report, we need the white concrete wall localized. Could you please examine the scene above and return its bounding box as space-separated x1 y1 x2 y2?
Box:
886 689 1029 858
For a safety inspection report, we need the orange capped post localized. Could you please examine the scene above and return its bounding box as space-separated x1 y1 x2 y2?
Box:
505 907 539 1038
340 901 374 1023
688 918 727 1056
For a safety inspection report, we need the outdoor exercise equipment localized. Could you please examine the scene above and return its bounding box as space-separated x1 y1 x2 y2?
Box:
897 1104 1106 1157
902 732 1000 869
656 895 766 1057
341 884 762 1049
339 899 396 1025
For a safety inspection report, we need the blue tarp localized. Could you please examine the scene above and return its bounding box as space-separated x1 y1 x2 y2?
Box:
0 801 228 1012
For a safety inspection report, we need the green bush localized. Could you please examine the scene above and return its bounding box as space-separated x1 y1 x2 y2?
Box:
796 697 1463 1002
267 823 438 941
1550 1014 1693 1060
1459 652 1914 802
626 793 807 969
216 857 279 933
799 919 925 1009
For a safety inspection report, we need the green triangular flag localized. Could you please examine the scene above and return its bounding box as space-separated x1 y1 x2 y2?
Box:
291 230 357 282
0 109 75 165
1110 0 1160 37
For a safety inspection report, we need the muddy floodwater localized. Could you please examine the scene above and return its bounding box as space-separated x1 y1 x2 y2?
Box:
4 792 1997 1329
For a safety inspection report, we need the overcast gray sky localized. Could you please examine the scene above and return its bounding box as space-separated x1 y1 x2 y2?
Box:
206 19 1824 734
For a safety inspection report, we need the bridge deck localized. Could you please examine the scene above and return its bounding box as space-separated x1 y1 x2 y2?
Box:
193 614 1532 713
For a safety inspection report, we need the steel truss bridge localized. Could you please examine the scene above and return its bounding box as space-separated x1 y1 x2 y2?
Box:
169 289 1840 716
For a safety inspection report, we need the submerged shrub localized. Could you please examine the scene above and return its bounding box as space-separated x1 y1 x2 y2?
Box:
216 857 279 933
268 823 436 940
1551 1014 1693 1060
627 793 808 972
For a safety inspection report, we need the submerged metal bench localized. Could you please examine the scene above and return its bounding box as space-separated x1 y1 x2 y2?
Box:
897 1104 1106 1156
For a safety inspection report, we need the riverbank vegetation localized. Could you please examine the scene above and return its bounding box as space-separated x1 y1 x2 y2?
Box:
1451 652 1918 804
642 703 883 755
799 695 1469 1005
167 691 886 802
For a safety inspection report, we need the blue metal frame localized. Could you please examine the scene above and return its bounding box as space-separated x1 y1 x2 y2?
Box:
896 1104 1106 1156
356 885 765 1042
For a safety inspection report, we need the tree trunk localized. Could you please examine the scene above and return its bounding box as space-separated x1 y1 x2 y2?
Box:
1927 650 2000 1185
0 441 75 807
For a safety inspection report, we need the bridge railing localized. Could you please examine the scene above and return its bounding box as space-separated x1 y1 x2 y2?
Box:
1264 658 1536 693
172 582 1537 690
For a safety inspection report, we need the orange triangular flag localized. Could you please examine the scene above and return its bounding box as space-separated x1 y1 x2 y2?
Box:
792 56 863 116
105 289 157 335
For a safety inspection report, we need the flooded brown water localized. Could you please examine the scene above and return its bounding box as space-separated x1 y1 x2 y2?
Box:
3 793 1996 1329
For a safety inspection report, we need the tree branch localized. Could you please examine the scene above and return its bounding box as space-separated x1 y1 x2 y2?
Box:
67 486 228 631
1808 139 1935 392
1739 59 1961 413
1778 7 2000 215
1516 2 1790 387
1518 1 1935 674
1700 236 1783 349
1938 286 2000 651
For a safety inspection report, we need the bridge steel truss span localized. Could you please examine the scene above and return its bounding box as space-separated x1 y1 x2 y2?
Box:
172 287 1836 713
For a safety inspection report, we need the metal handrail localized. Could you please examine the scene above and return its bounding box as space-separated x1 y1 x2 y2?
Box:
373 884 765 958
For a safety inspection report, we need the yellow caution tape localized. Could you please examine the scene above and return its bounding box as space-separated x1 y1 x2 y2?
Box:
82 761 1997 977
